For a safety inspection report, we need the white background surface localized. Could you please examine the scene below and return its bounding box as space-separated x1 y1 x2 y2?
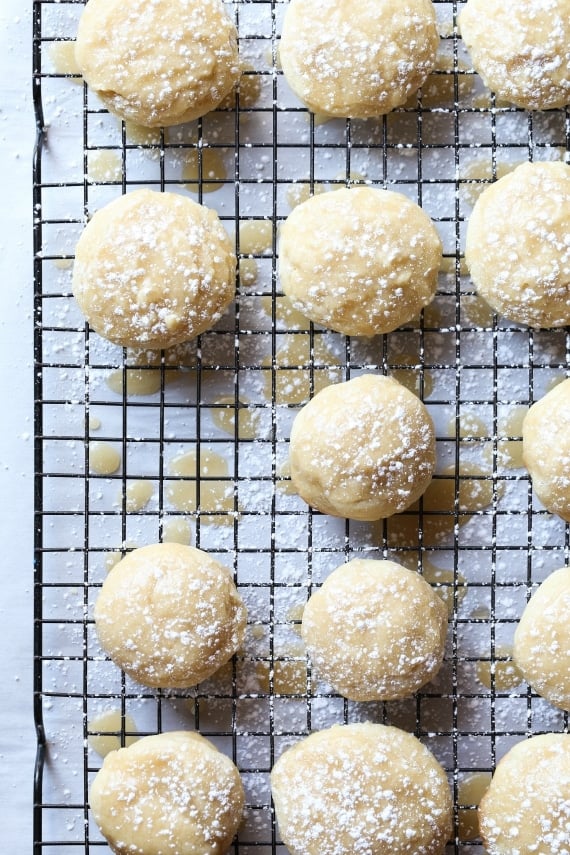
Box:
3 3 569 851
0 3 36 848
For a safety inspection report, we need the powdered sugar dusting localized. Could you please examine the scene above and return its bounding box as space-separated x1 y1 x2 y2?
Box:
514 566 570 710
90 731 245 854
302 559 448 701
94 543 247 689
466 162 570 328
280 0 439 117
271 723 452 855
75 0 241 126
279 187 442 337
479 734 570 855
289 374 436 521
72 189 236 349
523 377 570 520
460 0 570 110
33 0 570 849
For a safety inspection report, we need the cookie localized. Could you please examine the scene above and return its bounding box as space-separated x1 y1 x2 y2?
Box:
73 190 235 349
479 734 570 855
465 162 570 328
279 187 442 336
90 731 244 855
302 558 448 700
94 543 246 688
75 0 240 126
271 723 453 855
522 378 570 520
279 0 439 117
460 0 570 111
289 374 436 521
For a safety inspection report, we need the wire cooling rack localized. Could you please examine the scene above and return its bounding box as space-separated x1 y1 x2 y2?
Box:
33 1 570 852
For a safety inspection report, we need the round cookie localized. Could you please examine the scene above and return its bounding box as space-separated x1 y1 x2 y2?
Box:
279 0 439 118
75 0 240 127
90 731 244 855
289 374 436 521
522 378 570 520
465 161 570 328
278 188 442 336
459 0 570 111
72 190 235 349
94 543 246 688
478 734 570 855
302 559 448 701
514 567 570 710
271 723 453 855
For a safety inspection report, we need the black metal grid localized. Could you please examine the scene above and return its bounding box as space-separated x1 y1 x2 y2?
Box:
33 1 570 852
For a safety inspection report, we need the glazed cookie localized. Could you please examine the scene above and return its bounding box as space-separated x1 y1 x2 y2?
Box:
271 723 453 855
479 734 570 855
75 0 240 126
278 188 442 336
522 378 570 520
460 0 570 111
289 374 436 521
73 190 236 349
301 559 448 701
514 566 570 710
94 543 246 688
90 731 244 855
279 0 439 118
465 162 570 327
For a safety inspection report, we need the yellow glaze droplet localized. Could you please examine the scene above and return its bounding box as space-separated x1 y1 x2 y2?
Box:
404 52 472 108
120 480 153 512
382 463 498 547
462 294 494 326
107 368 162 396
262 336 343 405
276 459 296 495
123 120 162 147
460 160 523 209
471 605 491 620
239 257 258 287
286 183 326 209
211 396 260 439
286 604 305 638
49 41 82 79
389 352 435 399
88 710 139 758
458 772 492 841
89 442 120 475
53 256 74 270
274 660 307 695
255 657 307 695
477 644 523 690
447 412 488 439
497 405 528 469
261 295 311 330
422 560 467 616
239 219 273 255
162 518 192 545
87 150 122 183
182 149 227 193
105 552 122 573
440 256 468 277
104 543 137 573
166 450 236 525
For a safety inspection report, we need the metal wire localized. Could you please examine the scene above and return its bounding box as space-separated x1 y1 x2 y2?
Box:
33 1 570 852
